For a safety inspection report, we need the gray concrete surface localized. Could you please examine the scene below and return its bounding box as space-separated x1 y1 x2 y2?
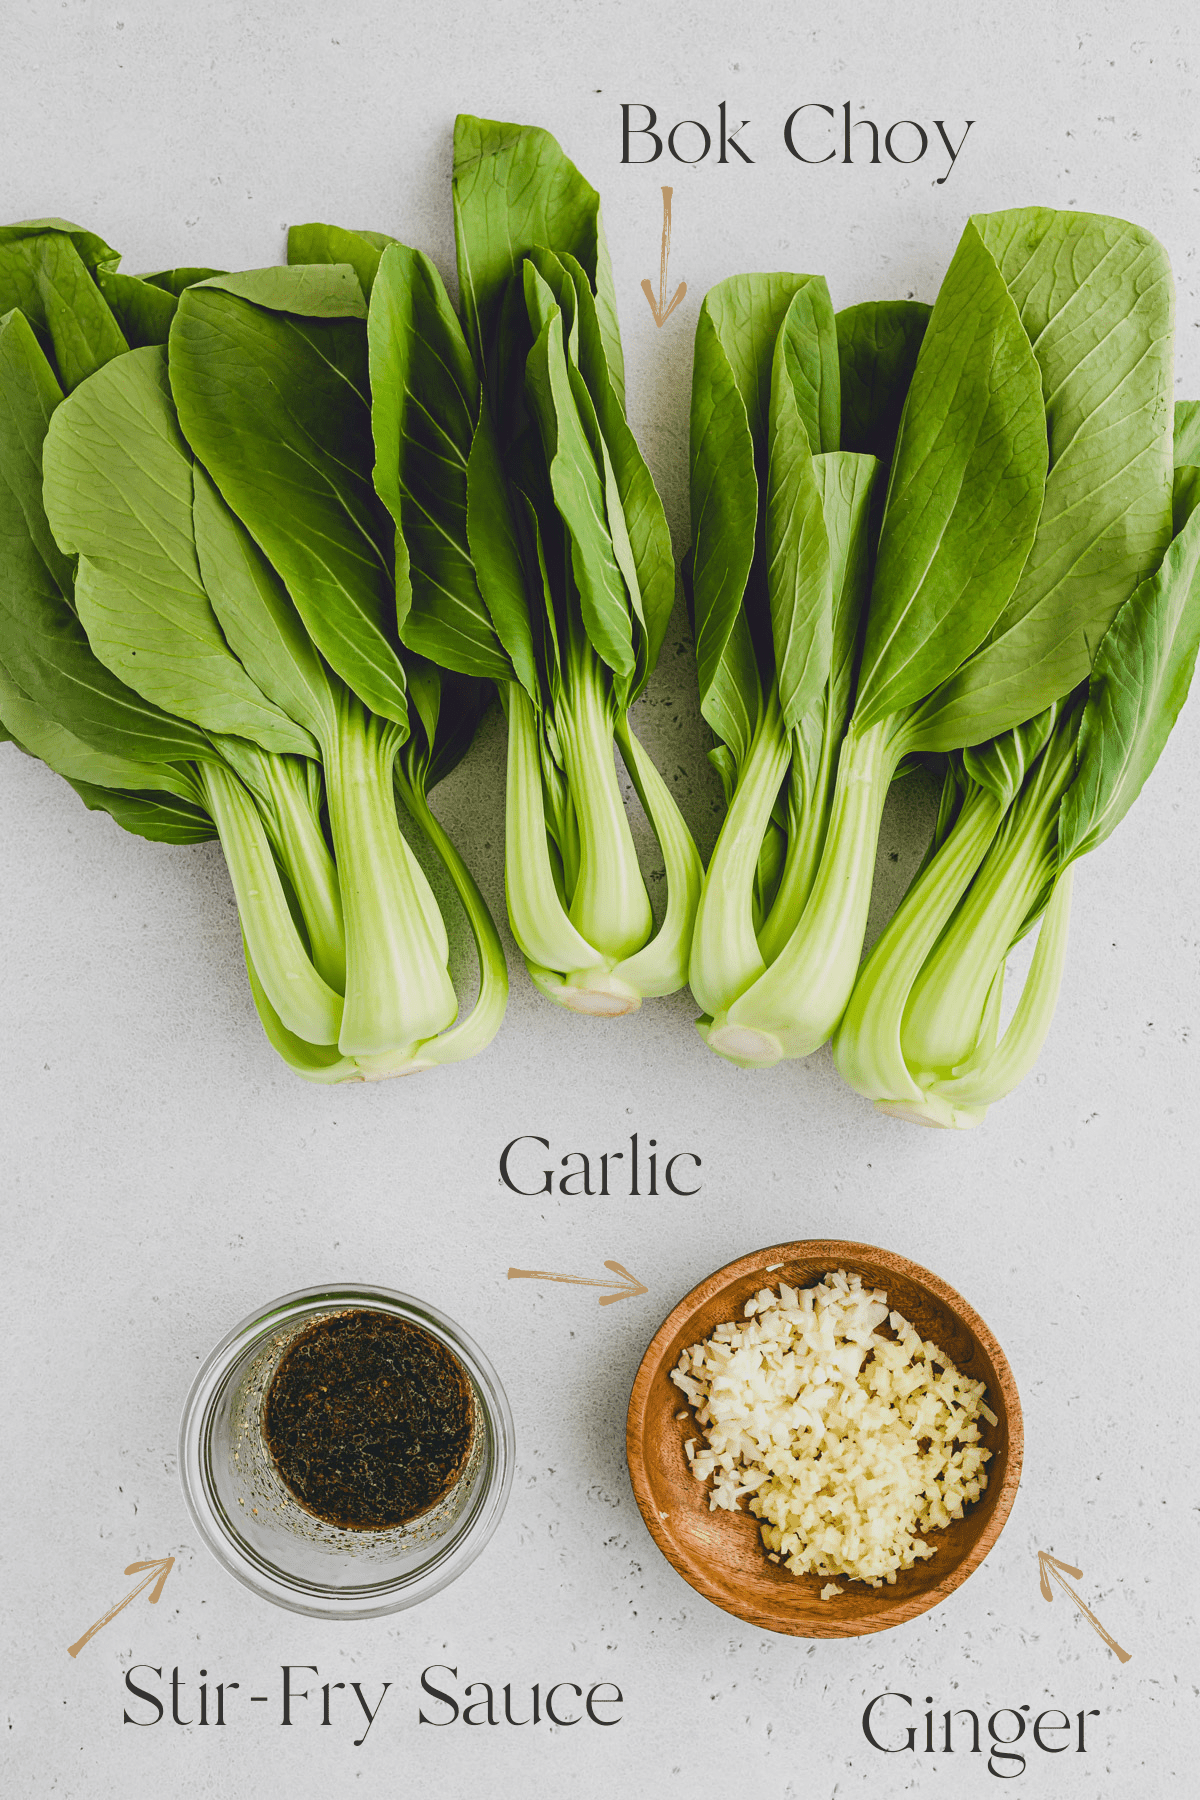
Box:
2 4 1197 1794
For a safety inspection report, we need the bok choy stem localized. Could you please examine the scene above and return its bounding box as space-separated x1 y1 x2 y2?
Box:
688 687 790 1020
196 758 343 1046
833 783 1005 1104
322 689 457 1058
554 634 652 962
901 710 1079 1078
391 772 510 1073
756 707 841 966
610 716 704 999
237 749 346 994
913 869 1075 1115
702 716 904 1065
502 678 601 984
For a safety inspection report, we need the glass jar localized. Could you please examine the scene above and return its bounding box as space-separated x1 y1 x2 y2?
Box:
179 1282 515 1619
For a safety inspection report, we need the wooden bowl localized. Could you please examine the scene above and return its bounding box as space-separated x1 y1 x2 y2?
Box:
626 1240 1022 1638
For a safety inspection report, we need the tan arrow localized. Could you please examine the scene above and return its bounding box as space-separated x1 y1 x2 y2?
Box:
507 1259 648 1305
67 1556 176 1659
641 187 687 327
1038 1551 1131 1663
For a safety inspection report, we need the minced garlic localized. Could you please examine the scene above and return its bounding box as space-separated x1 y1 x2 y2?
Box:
671 1270 995 1592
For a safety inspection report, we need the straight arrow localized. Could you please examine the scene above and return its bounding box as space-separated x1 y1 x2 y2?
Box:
641 187 687 327
1038 1551 1131 1663
507 1260 648 1305
67 1556 176 1659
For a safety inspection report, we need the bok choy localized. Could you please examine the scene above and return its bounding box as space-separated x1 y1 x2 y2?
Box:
688 208 1177 1068
0 222 506 1080
687 276 928 1060
371 115 703 1015
834 458 1200 1125
294 118 702 1017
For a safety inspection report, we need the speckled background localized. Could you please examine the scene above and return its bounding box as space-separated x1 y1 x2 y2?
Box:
3 3 1198 1795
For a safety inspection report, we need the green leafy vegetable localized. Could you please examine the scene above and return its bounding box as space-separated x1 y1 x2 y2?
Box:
452 114 623 402
0 221 127 389
4 159 1193 1117
353 114 701 1015
0 303 349 1042
833 465 1200 1126
689 208 1176 1069
687 274 883 1056
167 267 497 1068
2 226 507 1080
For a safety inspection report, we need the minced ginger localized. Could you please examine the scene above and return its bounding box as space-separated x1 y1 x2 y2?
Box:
671 1270 995 1592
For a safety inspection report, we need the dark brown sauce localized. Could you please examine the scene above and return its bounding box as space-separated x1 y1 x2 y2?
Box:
263 1309 475 1530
